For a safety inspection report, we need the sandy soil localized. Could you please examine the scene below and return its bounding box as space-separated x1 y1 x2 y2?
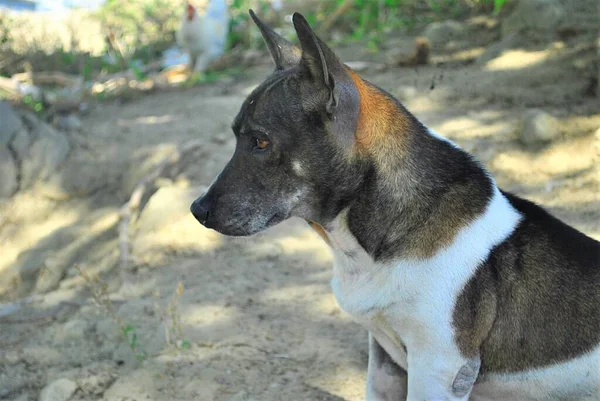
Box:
1 12 599 401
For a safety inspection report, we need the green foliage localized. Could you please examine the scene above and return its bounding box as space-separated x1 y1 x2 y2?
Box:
123 324 146 360
22 94 44 114
97 0 179 62
226 0 510 46
493 0 507 14
227 0 276 49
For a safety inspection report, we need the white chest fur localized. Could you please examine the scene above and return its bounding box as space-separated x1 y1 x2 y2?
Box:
329 186 522 371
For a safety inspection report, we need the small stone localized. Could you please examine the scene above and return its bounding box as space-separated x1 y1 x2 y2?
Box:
22 346 63 366
519 109 560 145
103 370 154 400
502 0 564 39
78 369 116 396
38 378 77 401
423 20 465 46
395 86 418 101
60 319 90 341
212 132 229 144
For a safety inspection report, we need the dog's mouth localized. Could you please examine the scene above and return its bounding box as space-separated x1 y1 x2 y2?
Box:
266 212 286 228
208 211 288 237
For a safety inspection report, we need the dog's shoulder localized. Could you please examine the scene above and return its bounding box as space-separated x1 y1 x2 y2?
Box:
454 190 600 373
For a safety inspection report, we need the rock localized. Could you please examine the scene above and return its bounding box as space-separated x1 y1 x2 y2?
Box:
0 224 77 298
477 35 519 65
519 109 561 145
502 0 564 39
22 346 63 366
0 101 22 146
95 319 121 342
0 247 49 298
20 122 70 190
182 378 218 400
0 146 18 198
77 365 117 396
10 127 31 162
38 378 77 401
132 185 220 263
59 319 90 342
423 20 465 46
102 370 155 401
394 86 418 101
53 115 82 132
40 153 117 199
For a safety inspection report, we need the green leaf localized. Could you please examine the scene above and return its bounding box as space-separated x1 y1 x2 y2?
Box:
493 0 507 14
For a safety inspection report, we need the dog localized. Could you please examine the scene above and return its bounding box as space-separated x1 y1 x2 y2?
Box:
190 10 600 401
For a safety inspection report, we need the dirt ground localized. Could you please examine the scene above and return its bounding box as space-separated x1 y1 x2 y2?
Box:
1 10 599 401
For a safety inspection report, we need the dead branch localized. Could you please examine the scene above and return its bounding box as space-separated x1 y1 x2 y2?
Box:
118 140 204 269
12 71 82 87
319 0 354 33
0 76 20 97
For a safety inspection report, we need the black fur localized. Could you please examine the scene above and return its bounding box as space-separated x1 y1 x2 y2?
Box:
454 192 600 372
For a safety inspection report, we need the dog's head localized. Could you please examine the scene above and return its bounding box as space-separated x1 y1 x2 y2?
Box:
191 11 367 236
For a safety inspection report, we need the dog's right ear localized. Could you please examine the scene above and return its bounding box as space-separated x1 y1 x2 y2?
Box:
249 10 301 70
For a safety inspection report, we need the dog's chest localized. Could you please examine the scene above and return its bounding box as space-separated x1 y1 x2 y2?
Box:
330 243 462 358
325 214 467 361
326 189 522 367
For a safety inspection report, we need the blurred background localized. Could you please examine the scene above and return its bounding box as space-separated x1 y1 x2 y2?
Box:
0 1 598 401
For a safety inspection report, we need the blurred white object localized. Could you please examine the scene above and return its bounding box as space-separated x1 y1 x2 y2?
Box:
162 46 190 69
176 0 229 73
270 0 282 11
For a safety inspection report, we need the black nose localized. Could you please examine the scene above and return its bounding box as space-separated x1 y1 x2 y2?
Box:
190 197 210 225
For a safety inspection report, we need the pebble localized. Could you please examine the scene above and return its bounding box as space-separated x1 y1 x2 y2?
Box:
38 378 77 401
520 109 560 145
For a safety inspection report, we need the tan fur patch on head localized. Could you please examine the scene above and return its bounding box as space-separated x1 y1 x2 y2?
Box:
347 68 411 157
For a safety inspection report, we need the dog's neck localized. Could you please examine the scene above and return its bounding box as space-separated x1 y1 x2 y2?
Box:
322 72 494 261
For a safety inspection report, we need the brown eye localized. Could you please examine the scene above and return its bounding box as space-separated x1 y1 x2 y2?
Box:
254 138 270 150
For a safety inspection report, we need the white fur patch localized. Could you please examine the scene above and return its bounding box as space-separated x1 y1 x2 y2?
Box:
329 186 522 400
292 160 305 176
472 345 600 401
428 128 460 148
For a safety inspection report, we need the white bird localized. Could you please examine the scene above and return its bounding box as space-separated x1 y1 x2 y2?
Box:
176 0 229 74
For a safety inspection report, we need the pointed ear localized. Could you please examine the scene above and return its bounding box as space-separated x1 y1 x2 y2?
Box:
292 12 340 114
249 9 301 70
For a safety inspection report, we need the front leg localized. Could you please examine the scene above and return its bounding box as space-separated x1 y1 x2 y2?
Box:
366 333 408 401
406 349 481 401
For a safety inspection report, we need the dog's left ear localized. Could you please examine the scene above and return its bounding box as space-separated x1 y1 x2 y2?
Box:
292 13 341 114
249 9 301 70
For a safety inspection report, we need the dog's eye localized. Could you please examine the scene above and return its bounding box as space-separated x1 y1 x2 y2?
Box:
254 138 270 151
